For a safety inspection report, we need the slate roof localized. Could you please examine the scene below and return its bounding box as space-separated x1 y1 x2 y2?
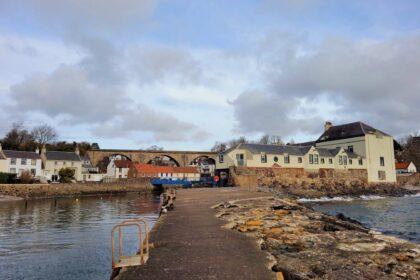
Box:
46 151 81 161
2 150 41 160
316 121 390 143
229 143 363 159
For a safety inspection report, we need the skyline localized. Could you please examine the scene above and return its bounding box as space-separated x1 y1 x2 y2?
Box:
1 0 419 150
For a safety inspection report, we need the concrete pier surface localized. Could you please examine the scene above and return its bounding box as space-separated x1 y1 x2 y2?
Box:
116 188 275 280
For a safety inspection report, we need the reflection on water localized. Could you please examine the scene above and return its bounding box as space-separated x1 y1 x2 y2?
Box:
0 193 160 280
310 195 419 243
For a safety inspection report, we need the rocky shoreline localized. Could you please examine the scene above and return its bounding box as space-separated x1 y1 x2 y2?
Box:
214 196 420 280
261 183 417 199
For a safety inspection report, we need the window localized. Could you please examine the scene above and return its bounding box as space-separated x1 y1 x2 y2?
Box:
31 159 36 166
10 158 16 165
55 161 58 166
343 156 348 165
284 155 290 164
261 153 267 163
314 155 319 164
378 171 386 180
349 159 353 165
273 156 278 163
298 157 302 163
63 161 66 166
119 167 123 172
31 169 36 175
21 158 27 165
10 168 16 173
321 158 325 164
359 158 363 165
236 154 244 166
348 145 354 153
218 154 224 163
339 155 343 165
380 157 385 166
309 154 314 164
329 158 333 164
71 162 74 167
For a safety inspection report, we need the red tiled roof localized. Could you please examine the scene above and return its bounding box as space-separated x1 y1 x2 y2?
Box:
133 163 199 174
114 160 132 168
395 162 410 169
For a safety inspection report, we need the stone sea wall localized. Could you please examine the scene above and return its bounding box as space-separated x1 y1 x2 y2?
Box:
230 167 413 198
397 173 420 186
214 197 420 280
0 179 153 198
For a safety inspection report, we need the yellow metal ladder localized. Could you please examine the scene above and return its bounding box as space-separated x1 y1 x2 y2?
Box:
111 219 149 269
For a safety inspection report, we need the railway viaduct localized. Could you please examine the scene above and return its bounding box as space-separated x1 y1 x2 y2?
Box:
86 149 218 167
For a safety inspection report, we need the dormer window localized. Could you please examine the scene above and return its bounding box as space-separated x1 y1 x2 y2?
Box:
339 155 343 165
314 155 319 164
284 155 290 164
218 154 224 163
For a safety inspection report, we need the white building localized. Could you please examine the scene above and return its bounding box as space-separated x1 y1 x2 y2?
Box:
0 144 42 177
107 159 131 179
395 162 417 174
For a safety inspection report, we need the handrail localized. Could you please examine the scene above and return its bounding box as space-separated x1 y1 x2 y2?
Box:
111 219 149 269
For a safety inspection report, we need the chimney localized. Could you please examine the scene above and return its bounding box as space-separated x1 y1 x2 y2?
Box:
75 146 80 156
324 121 333 131
41 145 46 156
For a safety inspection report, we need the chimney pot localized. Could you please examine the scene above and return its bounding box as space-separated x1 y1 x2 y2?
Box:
324 121 333 131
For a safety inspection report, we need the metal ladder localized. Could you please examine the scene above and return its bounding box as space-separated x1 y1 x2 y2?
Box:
111 219 149 269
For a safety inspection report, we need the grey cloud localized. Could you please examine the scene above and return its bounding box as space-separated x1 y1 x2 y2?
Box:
233 35 420 137
231 90 322 137
128 45 202 85
92 104 206 142
9 65 125 123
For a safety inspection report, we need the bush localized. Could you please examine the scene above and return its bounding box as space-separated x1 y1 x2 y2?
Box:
58 168 75 183
0 172 17 184
19 170 34 184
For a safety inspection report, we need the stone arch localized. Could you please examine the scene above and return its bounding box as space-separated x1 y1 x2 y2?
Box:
147 154 180 167
189 155 216 166
109 153 132 161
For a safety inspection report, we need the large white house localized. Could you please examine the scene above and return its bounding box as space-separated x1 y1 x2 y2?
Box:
0 144 42 177
216 121 397 183
107 159 132 179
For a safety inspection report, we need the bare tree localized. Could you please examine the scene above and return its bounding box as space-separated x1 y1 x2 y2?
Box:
258 134 283 145
211 141 227 153
31 124 58 145
147 145 164 151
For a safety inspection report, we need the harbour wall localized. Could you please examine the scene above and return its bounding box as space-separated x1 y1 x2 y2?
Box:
0 179 153 198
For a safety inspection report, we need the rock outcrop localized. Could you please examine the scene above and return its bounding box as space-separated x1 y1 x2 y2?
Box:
214 197 420 280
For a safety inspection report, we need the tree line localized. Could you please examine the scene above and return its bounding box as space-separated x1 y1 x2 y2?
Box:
0 123 98 156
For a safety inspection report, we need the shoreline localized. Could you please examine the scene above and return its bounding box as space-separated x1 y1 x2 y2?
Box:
0 180 154 200
215 195 420 279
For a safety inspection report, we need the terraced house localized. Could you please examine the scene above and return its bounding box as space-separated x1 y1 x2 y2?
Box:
216 121 396 183
0 144 42 177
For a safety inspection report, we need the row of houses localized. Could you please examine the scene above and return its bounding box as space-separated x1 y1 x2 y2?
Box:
216 122 401 183
0 144 201 183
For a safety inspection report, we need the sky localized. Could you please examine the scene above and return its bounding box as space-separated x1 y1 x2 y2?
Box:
0 0 419 150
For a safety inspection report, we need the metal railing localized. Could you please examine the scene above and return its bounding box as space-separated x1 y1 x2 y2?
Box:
111 219 149 269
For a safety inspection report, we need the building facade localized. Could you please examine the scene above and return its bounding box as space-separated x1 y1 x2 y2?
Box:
41 146 83 181
216 121 396 183
107 159 132 179
0 144 42 177
129 163 200 181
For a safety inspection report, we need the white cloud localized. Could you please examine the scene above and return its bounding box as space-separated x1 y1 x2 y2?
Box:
232 34 420 138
